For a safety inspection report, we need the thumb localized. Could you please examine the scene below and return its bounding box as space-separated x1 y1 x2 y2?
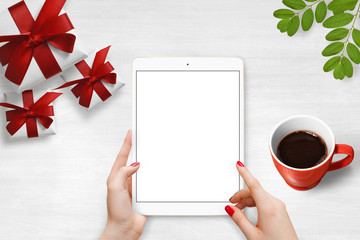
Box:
225 205 259 239
118 162 140 186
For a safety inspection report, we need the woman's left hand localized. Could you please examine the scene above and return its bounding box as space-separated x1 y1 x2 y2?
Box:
99 130 146 240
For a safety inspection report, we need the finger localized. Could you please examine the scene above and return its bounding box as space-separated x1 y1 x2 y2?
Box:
235 197 256 210
119 163 140 187
109 162 140 190
225 205 259 239
229 188 251 204
128 173 133 198
236 161 270 208
110 130 132 175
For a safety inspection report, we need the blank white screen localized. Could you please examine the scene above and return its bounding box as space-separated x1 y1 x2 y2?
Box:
136 71 240 202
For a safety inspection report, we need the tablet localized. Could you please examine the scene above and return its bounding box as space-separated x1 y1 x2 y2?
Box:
132 58 244 215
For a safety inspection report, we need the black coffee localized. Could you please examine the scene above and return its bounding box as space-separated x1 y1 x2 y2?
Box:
276 130 328 169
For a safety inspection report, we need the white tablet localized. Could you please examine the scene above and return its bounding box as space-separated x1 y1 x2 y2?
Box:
132 58 244 215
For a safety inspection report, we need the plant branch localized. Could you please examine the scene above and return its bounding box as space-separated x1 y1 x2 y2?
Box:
340 2 360 58
294 0 322 17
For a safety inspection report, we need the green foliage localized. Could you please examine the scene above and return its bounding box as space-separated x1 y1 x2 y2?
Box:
326 28 349 40
302 8 314 31
352 28 360 46
277 19 291 32
288 16 300 36
283 0 307 10
323 56 341 72
341 57 353 77
274 9 295 19
274 0 360 80
322 42 344 56
274 0 326 36
347 43 360 64
334 64 345 79
323 13 354 28
315 1 327 23
328 0 357 13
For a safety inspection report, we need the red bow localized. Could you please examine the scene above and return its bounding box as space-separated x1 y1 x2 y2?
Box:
0 0 76 86
0 90 62 138
56 46 117 108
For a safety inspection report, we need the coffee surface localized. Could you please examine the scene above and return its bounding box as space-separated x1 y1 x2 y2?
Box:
277 130 327 169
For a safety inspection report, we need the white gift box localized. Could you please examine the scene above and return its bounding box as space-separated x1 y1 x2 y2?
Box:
60 47 125 109
0 0 87 93
2 89 59 138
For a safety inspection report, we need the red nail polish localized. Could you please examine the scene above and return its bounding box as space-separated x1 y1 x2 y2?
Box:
237 161 244 167
130 162 140 167
229 197 233 202
225 205 235 216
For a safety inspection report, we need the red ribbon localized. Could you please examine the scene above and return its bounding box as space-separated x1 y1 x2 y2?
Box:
0 90 62 138
56 46 117 108
0 0 76 85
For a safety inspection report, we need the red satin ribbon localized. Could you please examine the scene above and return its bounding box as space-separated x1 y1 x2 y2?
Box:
0 90 62 138
0 0 76 85
56 46 117 108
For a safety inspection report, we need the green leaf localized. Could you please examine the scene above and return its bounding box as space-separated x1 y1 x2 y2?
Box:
274 9 295 19
323 56 341 72
323 13 354 28
328 0 357 14
277 19 291 32
287 16 300 36
325 28 349 41
322 42 344 56
282 0 306 10
315 1 327 23
333 64 345 80
341 57 353 77
347 43 360 64
352 28 360 47
302 8 314 31
305 0 317 2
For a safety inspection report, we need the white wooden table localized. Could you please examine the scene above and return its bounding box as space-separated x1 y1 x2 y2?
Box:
0 0 360 239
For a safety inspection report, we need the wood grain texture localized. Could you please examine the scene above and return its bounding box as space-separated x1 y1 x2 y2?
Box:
0 0 360 239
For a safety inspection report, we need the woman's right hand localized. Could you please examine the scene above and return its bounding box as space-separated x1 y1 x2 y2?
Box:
226 161 298 240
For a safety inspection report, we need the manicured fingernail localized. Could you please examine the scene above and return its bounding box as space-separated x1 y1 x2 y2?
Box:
225 205 235 216
229 197 233 202
237 161 244 167
130 162 140 167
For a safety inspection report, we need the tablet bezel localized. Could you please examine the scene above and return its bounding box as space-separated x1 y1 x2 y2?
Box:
132 57 244 215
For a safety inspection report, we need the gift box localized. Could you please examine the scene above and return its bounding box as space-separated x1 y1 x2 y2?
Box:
0 0 87 93
58 46 125 109
0 89 62 138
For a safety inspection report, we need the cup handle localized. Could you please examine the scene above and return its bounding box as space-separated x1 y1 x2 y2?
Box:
328 144 354 172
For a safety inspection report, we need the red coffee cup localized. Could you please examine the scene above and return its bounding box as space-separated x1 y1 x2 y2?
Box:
269 115 354 190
